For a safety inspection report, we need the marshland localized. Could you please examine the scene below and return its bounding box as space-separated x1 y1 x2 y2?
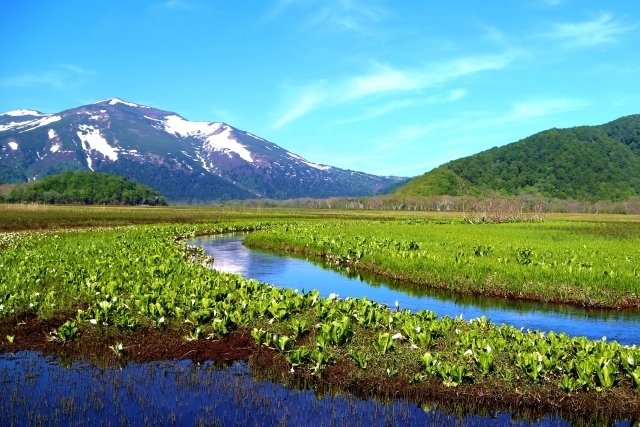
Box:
1 204 639 424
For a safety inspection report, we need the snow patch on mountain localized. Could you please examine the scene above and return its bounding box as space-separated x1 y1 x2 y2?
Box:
1 109 46 117
0 114 59 132
76 124 118 169
47 129 61 153
163 115 254 163
286 152 331 171
0 121 23 132
93 98 150 109
18 115 62 133
162 114 222 136
202 126 254 163
195 151 214 173
246 132 267 142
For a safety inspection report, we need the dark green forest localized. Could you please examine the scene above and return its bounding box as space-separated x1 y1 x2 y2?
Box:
395 114 640 201
1 171 167 205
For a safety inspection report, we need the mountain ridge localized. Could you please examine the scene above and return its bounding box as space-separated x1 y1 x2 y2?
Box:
393 114 640 201
0 98 405 202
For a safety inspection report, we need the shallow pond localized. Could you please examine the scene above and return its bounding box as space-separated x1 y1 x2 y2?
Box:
0 351 631 426
192 233 640 346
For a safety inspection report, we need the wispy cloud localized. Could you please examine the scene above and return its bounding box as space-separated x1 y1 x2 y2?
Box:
501 98 588 121
159 0 196 11
370 97 588 155
342 54 514 101
351 96 589 175
342 64 418 101
264 0 298 21
271 81 328 129
308 0 387 35
333 89 466 126
539 13 635 48
477 23 509 45
1 65 94 89
210 107 238 125
266 0 388 36
271 52 516 128
539 0 566 6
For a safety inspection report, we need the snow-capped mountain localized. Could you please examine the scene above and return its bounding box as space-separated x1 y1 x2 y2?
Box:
0 98 405 201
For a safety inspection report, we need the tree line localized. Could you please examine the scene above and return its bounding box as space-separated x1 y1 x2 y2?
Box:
1 171 167 205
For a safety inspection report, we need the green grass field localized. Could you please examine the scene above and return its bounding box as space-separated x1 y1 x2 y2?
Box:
245 219 640 309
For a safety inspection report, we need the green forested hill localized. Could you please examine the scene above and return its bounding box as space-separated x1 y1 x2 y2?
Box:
395 115 640 201
3 171 167 205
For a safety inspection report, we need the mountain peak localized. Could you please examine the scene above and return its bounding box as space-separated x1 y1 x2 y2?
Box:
91 98 151 109
0 99 405 201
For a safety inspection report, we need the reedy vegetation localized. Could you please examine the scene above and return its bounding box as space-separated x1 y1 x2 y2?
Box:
0 221 639 404
245 220 640 309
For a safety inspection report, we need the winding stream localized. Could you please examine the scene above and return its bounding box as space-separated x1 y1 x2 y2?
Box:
193 233 640 346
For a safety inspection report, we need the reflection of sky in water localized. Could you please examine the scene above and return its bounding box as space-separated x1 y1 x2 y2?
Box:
2 351 602 426
191 234 640 346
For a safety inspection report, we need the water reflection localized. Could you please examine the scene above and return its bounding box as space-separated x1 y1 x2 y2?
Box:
0 351 630 426
192 233 640 346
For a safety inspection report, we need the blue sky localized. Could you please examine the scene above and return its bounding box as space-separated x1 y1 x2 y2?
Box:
1 1 639 177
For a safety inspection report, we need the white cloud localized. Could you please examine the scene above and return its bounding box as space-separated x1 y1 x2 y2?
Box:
504 98 588 121
410 97 587 138
333 89 467 126
539 13 635 48
348 97 589 175
369 97 587 155
343 65 417 100
342 53 514 102
447 88 467 102
271 52 515 128
307 0 387 35
271 81 328 129
265 0 387 36
211 107 238 125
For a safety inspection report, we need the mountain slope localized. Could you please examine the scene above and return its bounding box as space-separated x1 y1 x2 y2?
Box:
0 98 405 202
394 114 640 201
